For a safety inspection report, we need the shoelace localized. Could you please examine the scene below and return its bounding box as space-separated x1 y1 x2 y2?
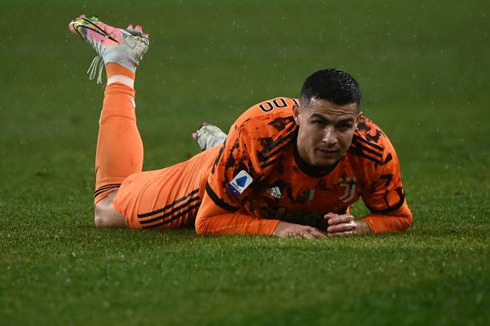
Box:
87 56 105 84
83 28 147 84
85 36 106 84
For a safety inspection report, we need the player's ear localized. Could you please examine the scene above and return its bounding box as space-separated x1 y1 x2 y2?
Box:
355 111 363 124
293 103 300 125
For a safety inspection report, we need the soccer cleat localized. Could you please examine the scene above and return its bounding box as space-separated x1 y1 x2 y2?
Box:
68 15 150 83
192 123 227 151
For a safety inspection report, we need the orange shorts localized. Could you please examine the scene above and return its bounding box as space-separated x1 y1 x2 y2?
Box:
113 147 220 229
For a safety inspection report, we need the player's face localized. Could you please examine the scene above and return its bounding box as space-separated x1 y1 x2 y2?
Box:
294 98 361 167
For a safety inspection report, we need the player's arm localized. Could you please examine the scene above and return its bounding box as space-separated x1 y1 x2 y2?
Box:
195 119 324 238
197 191 324 238
326 136 412 236
358 136 413 234
195 120 276 235
196 185 280 235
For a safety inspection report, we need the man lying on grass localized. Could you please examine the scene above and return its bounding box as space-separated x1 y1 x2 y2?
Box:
68 15 412 238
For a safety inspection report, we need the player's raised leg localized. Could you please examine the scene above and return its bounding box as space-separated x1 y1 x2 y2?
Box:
68 15 149 227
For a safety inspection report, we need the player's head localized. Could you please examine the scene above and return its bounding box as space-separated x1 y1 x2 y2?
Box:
293 69 363 168
299 69 362 109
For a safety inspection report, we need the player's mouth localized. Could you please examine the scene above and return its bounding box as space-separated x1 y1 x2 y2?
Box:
315 148 339 159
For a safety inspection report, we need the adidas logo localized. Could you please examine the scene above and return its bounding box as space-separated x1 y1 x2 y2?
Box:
267 186 282 199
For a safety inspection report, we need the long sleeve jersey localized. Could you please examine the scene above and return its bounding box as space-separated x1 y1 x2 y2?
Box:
196 97 413 235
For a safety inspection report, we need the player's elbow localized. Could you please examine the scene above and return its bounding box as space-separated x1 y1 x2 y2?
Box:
389 204 413 232
390 211 413 232
364 210 413 234
195 221 206 235
400 212 413 231
195 212 210 235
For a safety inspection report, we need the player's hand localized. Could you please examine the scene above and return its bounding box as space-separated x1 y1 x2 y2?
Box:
324 212 371 237
262 209 327 231
273 221 325 239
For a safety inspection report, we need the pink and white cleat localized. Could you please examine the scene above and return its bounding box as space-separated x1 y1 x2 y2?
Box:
68 15 149 82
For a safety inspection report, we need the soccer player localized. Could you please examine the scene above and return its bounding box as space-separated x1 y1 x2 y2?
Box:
69 15 412 238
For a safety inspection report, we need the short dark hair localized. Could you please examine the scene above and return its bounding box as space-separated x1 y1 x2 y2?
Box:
299 69 362 110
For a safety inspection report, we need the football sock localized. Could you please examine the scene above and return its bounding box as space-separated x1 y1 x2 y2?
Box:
106 62 135 89
94 63 143 204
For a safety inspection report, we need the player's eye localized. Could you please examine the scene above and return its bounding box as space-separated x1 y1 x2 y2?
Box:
337 123 352 131
312 120 325 126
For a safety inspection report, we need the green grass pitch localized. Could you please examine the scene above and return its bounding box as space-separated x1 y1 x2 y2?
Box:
1 0 489 324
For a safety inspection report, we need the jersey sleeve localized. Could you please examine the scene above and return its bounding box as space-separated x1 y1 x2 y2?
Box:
195 117 280 235
359 134 413 233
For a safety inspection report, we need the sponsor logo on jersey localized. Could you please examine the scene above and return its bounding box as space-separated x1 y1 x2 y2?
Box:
267 186 282 199
227 170 253 196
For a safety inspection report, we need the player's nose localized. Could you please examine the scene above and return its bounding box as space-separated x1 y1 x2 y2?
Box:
322 127 337 145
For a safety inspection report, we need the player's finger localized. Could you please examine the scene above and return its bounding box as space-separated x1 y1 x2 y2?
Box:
324 212 337 220
327 214 354 225
327 221 356 233
295 231 310 239
293 226 325 239
286 229 305 239
306 227 326 238
328 230 354 237
282 232 296 238
301 231 315 239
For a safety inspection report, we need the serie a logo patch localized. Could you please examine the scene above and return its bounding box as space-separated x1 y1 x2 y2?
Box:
227 170 253 196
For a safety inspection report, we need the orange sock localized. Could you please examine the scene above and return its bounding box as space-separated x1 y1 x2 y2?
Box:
106 63 136 88
94 63 143 204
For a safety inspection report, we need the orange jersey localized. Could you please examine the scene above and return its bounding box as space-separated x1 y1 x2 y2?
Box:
196 97 412 235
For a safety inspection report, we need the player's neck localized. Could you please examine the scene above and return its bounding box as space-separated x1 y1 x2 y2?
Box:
293 139 338 177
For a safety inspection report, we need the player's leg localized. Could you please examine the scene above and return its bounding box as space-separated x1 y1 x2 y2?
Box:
68 15 149 227
93 63 143 227
113 147 221 229
94 192 124 227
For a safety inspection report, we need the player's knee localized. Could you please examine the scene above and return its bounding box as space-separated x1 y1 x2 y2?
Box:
94 207 110 227
94 211 105 227
94 200 125 228
94 209 110 227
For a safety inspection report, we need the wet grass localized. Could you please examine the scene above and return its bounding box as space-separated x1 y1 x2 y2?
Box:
1 0 489 324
